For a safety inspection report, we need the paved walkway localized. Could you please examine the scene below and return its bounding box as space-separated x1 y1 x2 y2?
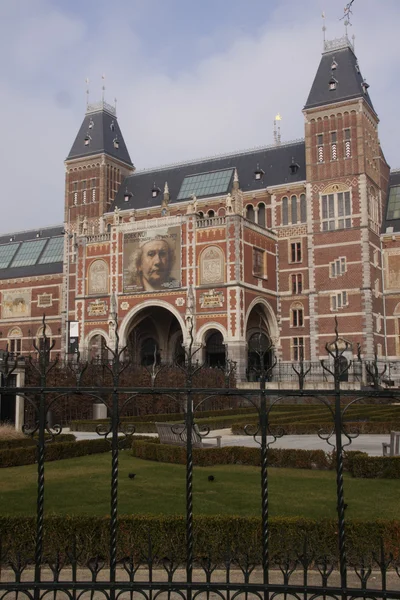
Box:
66 428 387 456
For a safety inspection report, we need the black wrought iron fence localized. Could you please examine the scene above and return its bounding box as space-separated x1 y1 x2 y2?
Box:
0 316 400 599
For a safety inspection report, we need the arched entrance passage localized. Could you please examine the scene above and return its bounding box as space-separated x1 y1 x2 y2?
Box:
245 301 277 379
205 329 226 368
124 305 185 366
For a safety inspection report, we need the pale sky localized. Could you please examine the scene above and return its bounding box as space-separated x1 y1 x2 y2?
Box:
1 0 399 233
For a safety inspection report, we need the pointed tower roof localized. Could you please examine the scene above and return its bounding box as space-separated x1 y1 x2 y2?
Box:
66 100 133 166
304 36 375 113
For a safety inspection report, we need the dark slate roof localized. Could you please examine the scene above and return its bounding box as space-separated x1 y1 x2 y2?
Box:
383 170 400 233
112 139 306 211
0 225 64 280
66 101 132 166
304 40 375 113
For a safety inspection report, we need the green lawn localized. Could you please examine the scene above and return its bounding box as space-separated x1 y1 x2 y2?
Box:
0 452 398 519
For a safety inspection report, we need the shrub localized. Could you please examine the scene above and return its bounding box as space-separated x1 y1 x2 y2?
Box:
0 515 398 565
0 433 76 450
350 455 400 479
132 441 330 470
0 435 154 468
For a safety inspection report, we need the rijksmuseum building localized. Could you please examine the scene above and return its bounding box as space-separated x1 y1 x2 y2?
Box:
1 34 400 404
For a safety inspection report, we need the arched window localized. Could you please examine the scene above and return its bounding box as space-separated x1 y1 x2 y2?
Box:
282 197 288 225
291 195 298 224
290 302 304 327
89 334 107 362
246 205 255 222
207 210 215 218
205 331 225 367
218 207 226 216
8 327 22 356
88 260 109 295
200 246 224 285
300 194 307 223
36 325 52 355
197 211 204 219
258 203 266 228
247 332 272 379
141 338 160 366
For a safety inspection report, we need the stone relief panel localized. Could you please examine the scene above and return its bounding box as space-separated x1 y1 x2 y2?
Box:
88 260 109 295
37 293 53 308
385 251 400 290
200 246 224 285
2 289 31 319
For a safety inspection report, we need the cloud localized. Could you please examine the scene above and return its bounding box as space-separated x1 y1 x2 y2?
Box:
0 0 398 233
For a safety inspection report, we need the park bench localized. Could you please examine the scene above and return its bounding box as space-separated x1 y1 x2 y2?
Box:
382 431 400 456
155 422 222 448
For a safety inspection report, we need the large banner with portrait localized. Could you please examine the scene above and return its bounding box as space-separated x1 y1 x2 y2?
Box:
123 226 181 293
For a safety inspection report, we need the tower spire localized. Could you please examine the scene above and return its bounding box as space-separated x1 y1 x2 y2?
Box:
322 12 326 46
85 77 90 107
101 74 106 103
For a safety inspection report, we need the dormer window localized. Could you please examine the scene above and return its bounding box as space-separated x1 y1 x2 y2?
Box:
289 158 299 175
329 75 338 90
124 188 133 202
113 137 119 149
254 163 265 181
362 79 369 94
331 57 338 70
88 118 94 129
151 183 161 198
110 121 115 131
84 133 91 146
355 61 360 74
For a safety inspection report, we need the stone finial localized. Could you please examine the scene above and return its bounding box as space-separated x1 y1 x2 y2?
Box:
233 168 239 191
163 181 170 206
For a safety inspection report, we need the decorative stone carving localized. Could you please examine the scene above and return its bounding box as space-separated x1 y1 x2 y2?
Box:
200 289 224 309
200 246 224 284
37 293 52 308
2 289 31 319
88 260 109 295
321 182 349 194
88 300 108 316
175 297 185 307
113 207 120 224
120 301 129 310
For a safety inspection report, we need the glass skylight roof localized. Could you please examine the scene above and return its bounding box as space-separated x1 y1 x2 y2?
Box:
387 185 400 220
177 168 234 200
0 244 20 268
39 237 64 264
11 239 47 267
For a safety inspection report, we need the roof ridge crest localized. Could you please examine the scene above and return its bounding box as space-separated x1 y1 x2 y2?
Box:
133 138 305 175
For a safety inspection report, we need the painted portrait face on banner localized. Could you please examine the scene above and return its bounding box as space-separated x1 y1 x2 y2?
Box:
123 227 181 293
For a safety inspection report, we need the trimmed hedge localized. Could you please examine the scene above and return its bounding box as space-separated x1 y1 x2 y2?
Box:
0 515 398 565
132 440 332 470
350 455 400 479
0 433 76 450
0 435 154 468
70 406 258 431
231 420 400 435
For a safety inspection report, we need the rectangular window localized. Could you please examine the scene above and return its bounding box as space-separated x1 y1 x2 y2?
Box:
330 257 346 278
290 242 302 263
253 248 265 277
321 192 351 231
317 134 324 162
90 178 96 188
344 128 351 158
9 339 22 354
72 182 78 192
291 308 304 327
292 337 304 361
331 132 337 160
81 180 87 190
291 273 303 294
331 291 348 311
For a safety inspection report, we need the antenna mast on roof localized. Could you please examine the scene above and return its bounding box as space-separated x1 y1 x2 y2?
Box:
273 113 282 145
85 77 90 106
101 74 106 103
